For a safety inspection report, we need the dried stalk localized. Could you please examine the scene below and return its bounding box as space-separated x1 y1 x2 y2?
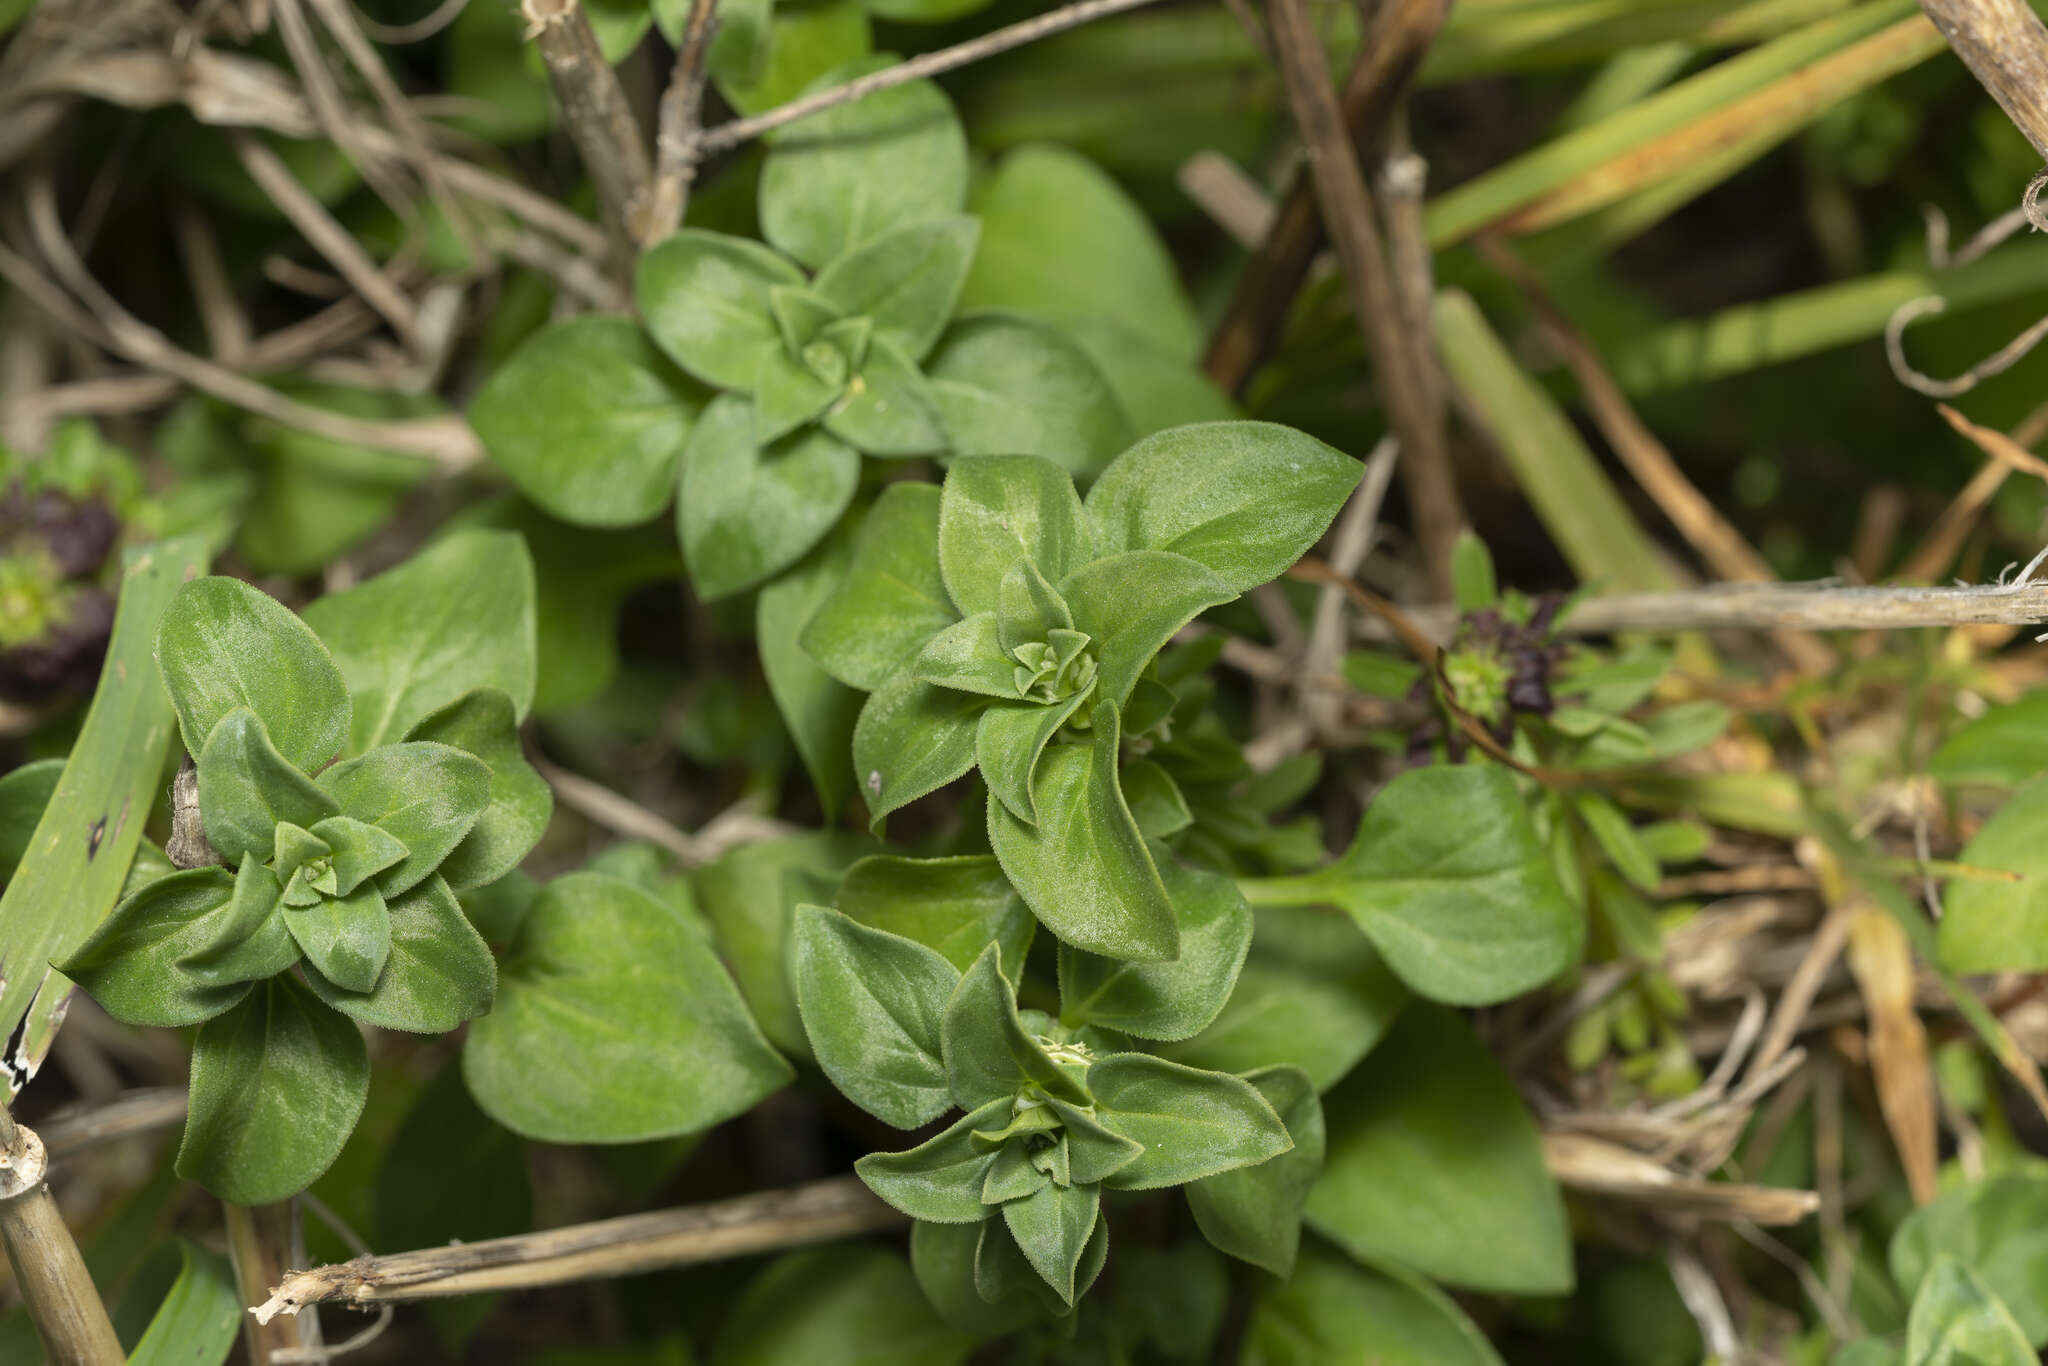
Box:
1202 0 1448 394
641 0 719 244
1345 577 2048 645
520 0 651 273
1266 0 1466 598
38 1088 187 1158
1914 0 2048 174
0 1107 123 1366
254 1176 905 1319
226 1201 324 1362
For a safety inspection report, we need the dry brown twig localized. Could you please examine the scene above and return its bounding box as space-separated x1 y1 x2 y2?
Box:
1266 0 1465 598
642 0 720 244
520 0 651 274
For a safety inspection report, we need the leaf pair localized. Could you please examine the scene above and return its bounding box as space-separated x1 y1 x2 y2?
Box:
802 429 1359 960
796 925 1307 1303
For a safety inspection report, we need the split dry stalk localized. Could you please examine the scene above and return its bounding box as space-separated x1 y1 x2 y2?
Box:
0 1106 123 1366
1915 0 2048 225
255 1176 906 1319
226 1200 324 1362
1266 0 1466 599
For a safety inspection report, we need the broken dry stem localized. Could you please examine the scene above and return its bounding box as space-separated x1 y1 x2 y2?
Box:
255 1176 907 1319
0 1109 123 1366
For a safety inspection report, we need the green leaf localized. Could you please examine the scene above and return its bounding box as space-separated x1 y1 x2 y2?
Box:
1241 1249 1507 1366
961 144 1200 361
854 1099 1008 1222
694 832 874 1058
283 881 389 994
464 872 794 1142
802 482 955 690
1087 1053 1291 1189
306 815 407 895
1059 857 1250 1042
712 0 870 116
814 216 980 362
835 854 1034 975
941 945 1089 1109
821 335 948 456
404 689 552 891
1904 1258 2037 1366
1891 1174 2048 1346
177 973 370 1204
195 708 341 863
1450 531 1499 612
318 742 491 897
308 875 496 1032
1186 1066 1324 1276
759 526 864 821
988 703 1178 962
1001 1177 1099 1305
1575 792 1660 894
925 314 1132 476
1307 1002 1572 1295
124 1241 241 1366
938 455 1086 618
1121 758 1192 838
758 56 967 270
976 689 1094 826
852 677 988 825
60 868 258 1027
713 1246 972 1366
910 1220 1042 1339
1164 905 1408 1092
982 1140 1050 1204
794 905 959 1128
1939 775 2048 974
636 229 805 391
753 343 842 445
470 316 705 527
185 856 300 991
1084 422 1361 595
1245 764 1581 1005
302 528 539 752
1061 550 1235 709
1932 693 2048 789
913 613 1019 699
158 575 352 771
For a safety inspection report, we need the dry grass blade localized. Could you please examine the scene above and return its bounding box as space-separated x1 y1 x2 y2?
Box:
1540 1132 1820 1225
1845 907 1938 1204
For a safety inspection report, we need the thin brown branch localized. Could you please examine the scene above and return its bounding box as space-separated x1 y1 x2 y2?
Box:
1901 400 2048 581
521 0 651 274
38 1088 187 1158
10 179 480 468
641 0 719 245
271 0 415 215
690 0 1168 159
1266 0 1465 598
1202 0 1449 394
175 202 249 366
254 1176 905 1320
232 132 423 351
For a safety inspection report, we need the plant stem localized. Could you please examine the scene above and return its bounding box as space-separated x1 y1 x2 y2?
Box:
226 1201 324 1362
253 1176 902 1320
519 0 652 276
0 1107 123 1366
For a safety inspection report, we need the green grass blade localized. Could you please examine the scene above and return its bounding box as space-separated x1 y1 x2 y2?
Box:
1425 0 1916 246
0 535 208 1102
1432 290 1677 591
